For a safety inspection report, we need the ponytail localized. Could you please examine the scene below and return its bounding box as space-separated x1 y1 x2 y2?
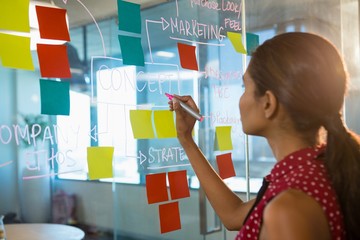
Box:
323 113 360 240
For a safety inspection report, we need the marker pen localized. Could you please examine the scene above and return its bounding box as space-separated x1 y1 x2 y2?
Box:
165 93 204 122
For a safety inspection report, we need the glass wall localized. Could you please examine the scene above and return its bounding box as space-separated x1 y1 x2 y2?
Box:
0 0 359 239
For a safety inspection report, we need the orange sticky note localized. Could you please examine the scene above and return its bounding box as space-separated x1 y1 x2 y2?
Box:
159 202 181 234
146 173 169 204
216 153 236 179
168 170 190 200
87 147 114 180
36 6 70 41
0 33 34 70
177 43 198 71
153 110 177 138
37 44 71 78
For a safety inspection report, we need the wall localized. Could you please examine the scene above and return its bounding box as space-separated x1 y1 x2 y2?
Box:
0 68 18 216
54 179 252 239
0 56 51 222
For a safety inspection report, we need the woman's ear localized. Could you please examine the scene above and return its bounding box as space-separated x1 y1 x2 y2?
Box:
263 90 278 119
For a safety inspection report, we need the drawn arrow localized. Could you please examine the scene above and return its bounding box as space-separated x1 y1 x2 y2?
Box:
161 17 169 31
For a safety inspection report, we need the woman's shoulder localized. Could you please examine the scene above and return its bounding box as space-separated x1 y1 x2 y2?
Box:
262 189 331 240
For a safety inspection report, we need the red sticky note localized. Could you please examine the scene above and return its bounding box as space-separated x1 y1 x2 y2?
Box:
216 153 236 179
159 202 181 234
37 44 71 78
177 43 198 71
146 173 169 204
36 6 70 41
168 170 190 200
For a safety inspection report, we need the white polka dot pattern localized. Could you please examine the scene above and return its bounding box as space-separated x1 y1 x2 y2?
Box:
236 146 345 240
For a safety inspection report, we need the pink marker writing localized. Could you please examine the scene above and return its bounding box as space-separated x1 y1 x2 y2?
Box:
166 93 204 122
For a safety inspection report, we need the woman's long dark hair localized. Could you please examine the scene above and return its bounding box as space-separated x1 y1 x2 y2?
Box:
248 32 360 239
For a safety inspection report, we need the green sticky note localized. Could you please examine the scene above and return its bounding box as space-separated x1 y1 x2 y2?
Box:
154 110 177 138
0 0 30 32
118 35 145 66
214 126 233 151
40 79 70 116
227 32 247 54
117 0 141 34
246 32 259 56
87 147 114 180
0 33 34 70
129 110 155 139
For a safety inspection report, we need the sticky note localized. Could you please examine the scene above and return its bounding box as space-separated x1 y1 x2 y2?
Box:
40 79 70 116
117 0 141 34
159 202 181 234
227 32 247 54
168 170 190 200
177 43 198 71
129 110 155 139
0 33 34 70
118 35 144 66
214 126 233 151
87 147 114 180
216 153 236 179
146 173 168 204
36 6 70 41
246 32 259 56
37 44 71 78
0 0 30 32
154 110 177 138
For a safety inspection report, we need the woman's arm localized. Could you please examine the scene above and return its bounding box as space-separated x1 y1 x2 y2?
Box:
170 95 255 230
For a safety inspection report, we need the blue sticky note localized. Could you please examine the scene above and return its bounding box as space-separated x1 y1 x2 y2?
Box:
40 79 70 116
117 0 141 34
118 35 145 66
246 32 260 56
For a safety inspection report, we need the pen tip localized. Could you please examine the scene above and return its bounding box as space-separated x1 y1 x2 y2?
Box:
165 93 173 100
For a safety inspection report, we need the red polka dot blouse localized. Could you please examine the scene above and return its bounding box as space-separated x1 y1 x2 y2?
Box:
236 146 345 240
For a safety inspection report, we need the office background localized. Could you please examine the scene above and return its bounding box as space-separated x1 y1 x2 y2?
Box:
0 0 359 239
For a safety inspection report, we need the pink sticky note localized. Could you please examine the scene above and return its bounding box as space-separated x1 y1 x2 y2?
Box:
146 173 169 204
168 170 190 200
159 202 181 234
177 42 198 71
216 153 236 179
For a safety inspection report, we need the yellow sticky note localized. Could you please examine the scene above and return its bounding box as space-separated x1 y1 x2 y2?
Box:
214 126 233 151
227 32 247 54
154 110 177 138
87 147 114 180
129 110 155 139
0 33 34 70
0 0 30 32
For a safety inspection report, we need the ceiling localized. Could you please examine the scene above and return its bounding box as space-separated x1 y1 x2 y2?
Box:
33 0 168 28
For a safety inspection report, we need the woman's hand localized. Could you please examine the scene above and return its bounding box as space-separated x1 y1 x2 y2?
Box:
168 94 199 143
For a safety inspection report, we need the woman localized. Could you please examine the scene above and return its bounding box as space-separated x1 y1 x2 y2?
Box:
169 32 360 239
